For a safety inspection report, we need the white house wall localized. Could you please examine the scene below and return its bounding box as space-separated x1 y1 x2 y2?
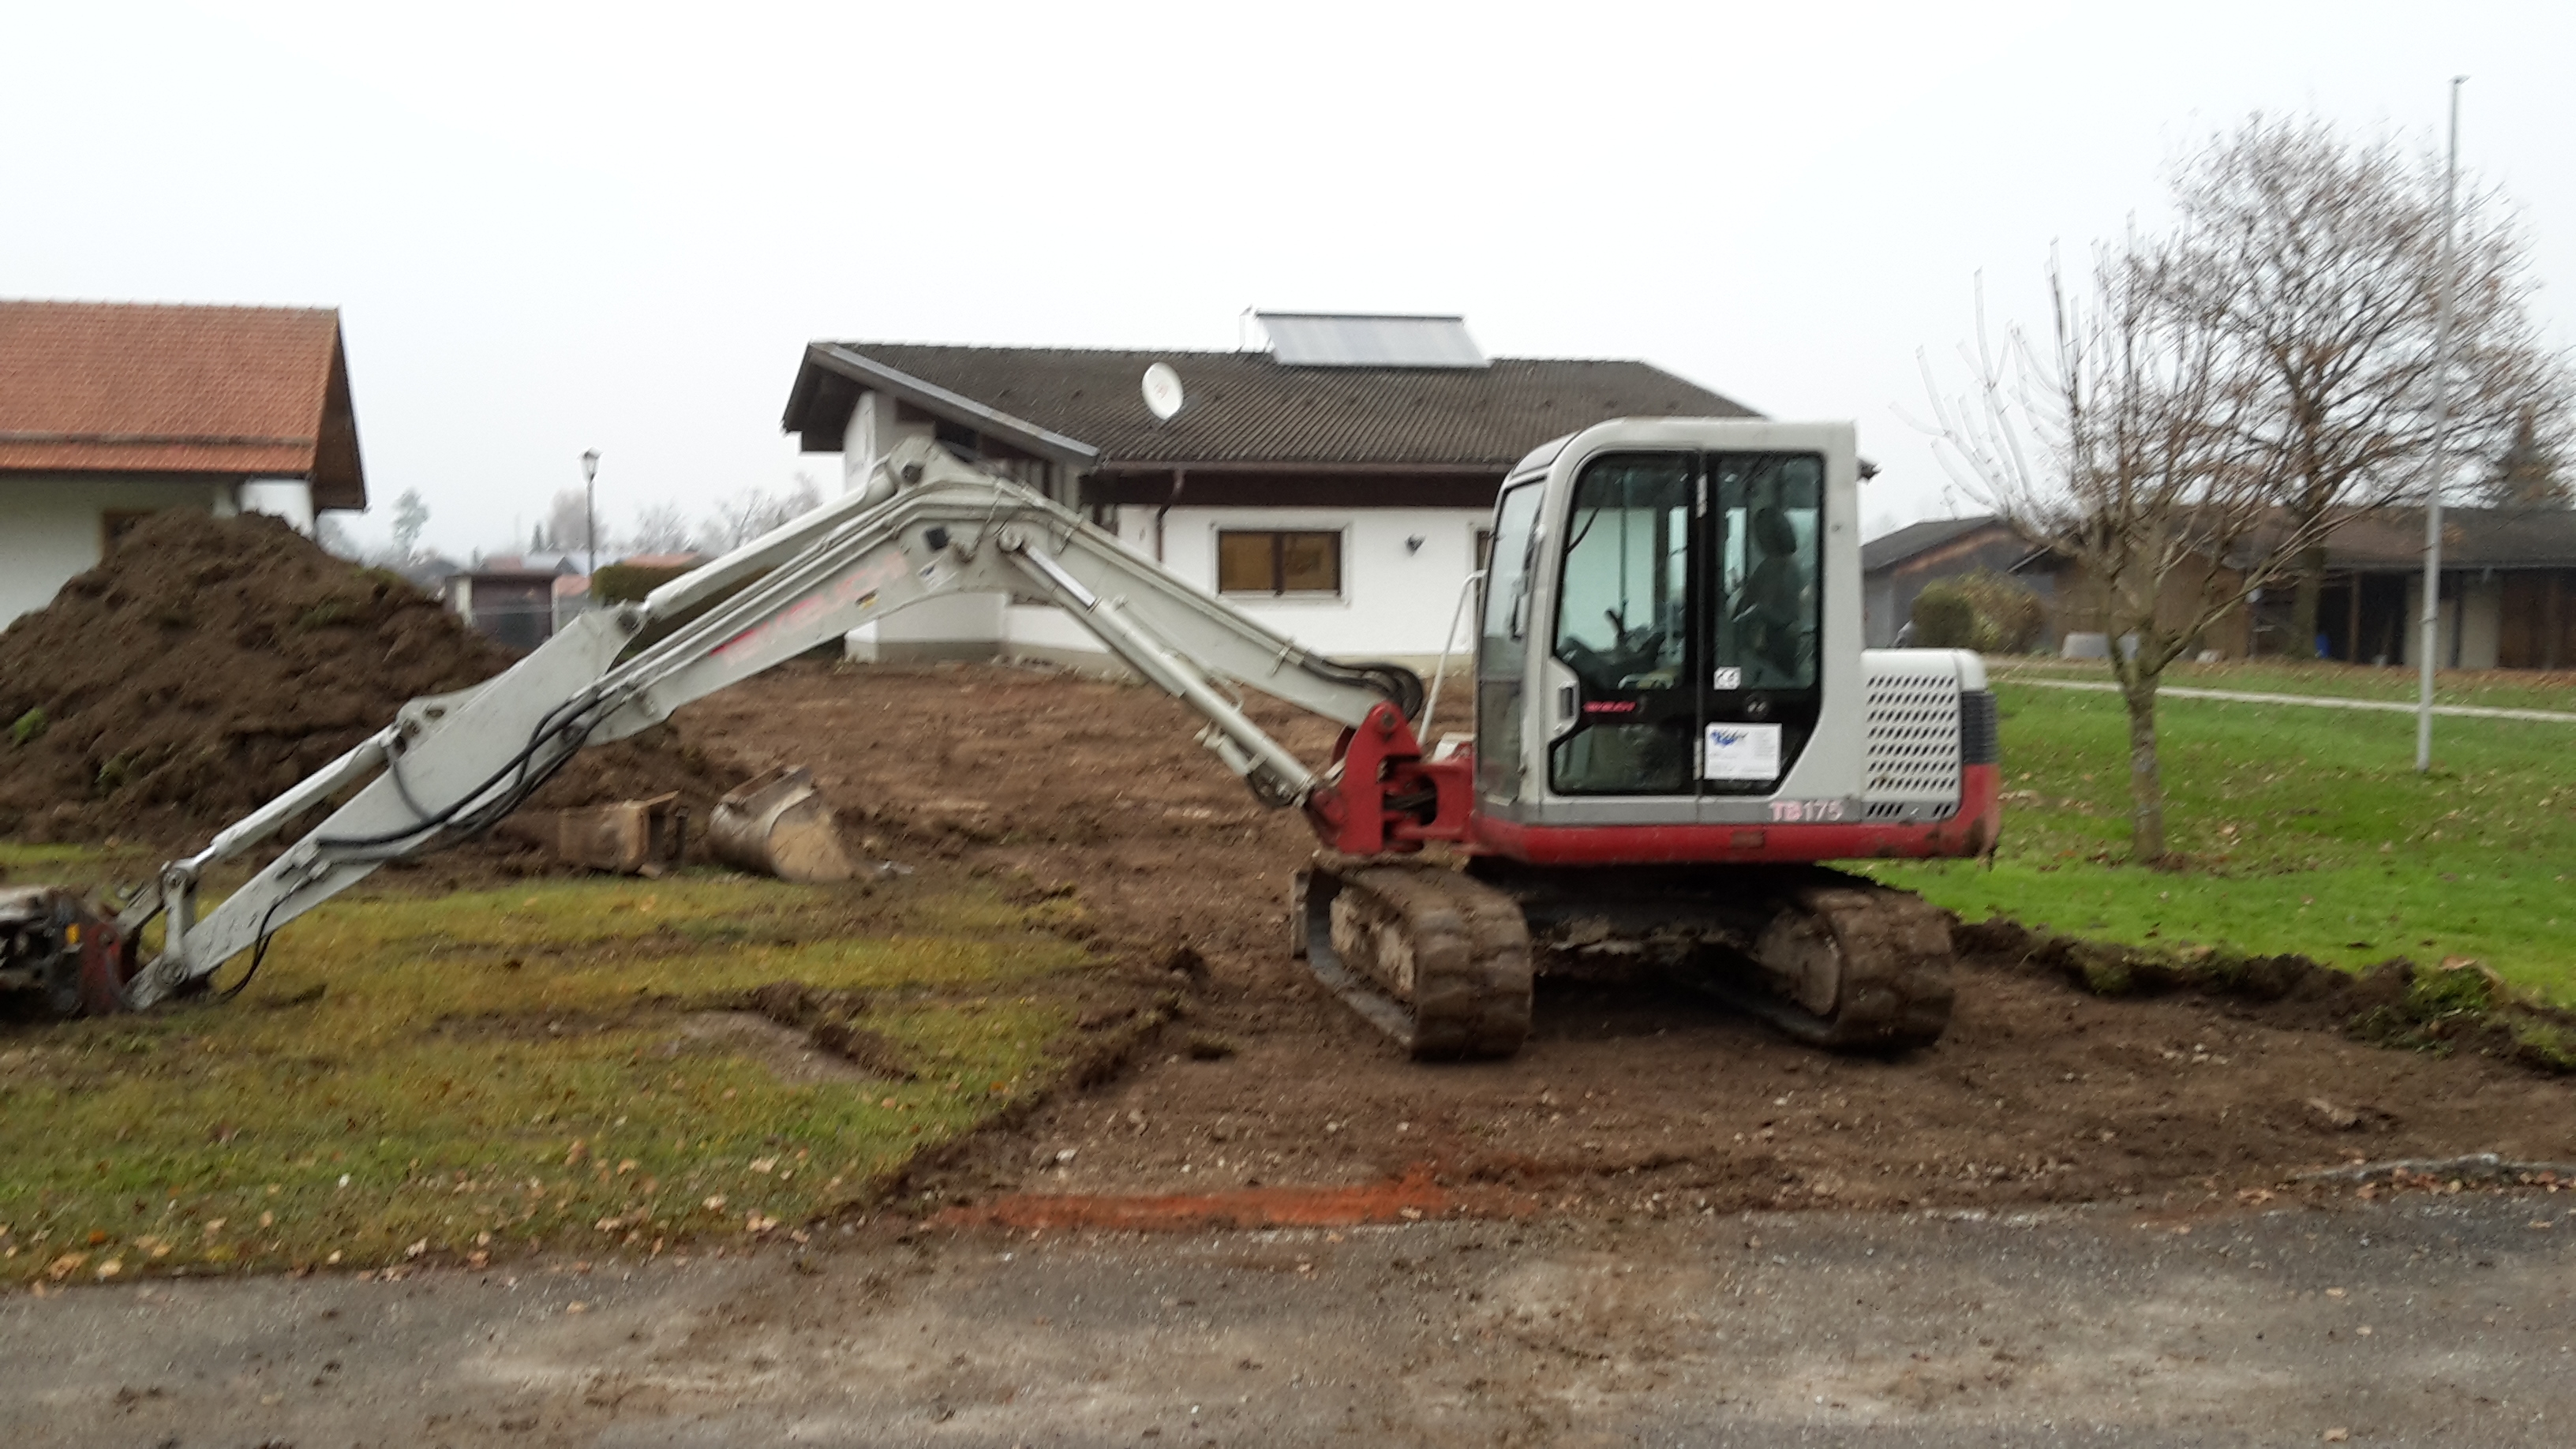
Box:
1119 503 1490 661
0 476 242 625
238 479 316 534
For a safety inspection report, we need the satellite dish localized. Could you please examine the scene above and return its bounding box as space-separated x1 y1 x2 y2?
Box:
1142 362 1185 421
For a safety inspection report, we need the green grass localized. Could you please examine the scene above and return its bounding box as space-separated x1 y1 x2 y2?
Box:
1871 682 2576 1005
0 869 1117 1286
1992 657 2576 713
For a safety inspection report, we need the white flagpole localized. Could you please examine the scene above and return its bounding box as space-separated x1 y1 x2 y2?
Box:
2416 77 2466 774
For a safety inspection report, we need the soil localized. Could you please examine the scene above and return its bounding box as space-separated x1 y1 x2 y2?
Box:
676 660 2576 1220
0 511 736 855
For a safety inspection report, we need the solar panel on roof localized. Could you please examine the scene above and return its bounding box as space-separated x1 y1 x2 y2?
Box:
1256 313 1488 369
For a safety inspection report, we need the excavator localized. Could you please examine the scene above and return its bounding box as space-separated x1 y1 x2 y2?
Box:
1 418 1998 1057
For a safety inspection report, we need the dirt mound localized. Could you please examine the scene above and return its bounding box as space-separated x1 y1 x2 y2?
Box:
0 509 735 852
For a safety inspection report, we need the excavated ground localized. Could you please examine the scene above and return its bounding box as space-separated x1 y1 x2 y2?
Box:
677 661 2576 1222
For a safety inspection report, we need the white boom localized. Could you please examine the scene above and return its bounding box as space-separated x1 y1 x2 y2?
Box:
118 438 1418 1008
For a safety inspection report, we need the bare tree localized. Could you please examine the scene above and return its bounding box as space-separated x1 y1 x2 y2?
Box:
2481 407 2570 509
702 475 824 552
542 487 599 559
626 500 699 554
1924 245 2346 863
390 488 430 560
2161 115 2570 655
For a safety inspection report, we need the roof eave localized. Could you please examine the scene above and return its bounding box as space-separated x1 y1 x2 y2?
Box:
309 324 365 511
788 343 1100 469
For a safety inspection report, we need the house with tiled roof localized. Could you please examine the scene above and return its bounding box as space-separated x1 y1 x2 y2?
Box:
778 314 1755 665
0 300 366 624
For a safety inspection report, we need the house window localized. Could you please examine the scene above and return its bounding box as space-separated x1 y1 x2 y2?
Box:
1217 530 1342 597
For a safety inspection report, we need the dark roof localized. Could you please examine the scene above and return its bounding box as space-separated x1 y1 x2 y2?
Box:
1860 515 2012 573
0 300 365 508
2325 506 2576 569
783 343 1755 471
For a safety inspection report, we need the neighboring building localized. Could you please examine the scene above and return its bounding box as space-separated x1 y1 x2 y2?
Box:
2303 507 2576 670
2019 505 2576 669
444 560 569 653
1859 515 2033 648
0 299 366 624
777 313 1755 668
442 551 711 651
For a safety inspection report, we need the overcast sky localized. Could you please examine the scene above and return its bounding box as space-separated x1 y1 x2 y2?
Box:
7 1 2571 557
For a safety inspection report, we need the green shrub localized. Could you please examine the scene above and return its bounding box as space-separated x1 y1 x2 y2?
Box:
592 562 698 604
1911 571 2046 653
1952 570 2047 653
7 708 44 747
1909 585 1980 649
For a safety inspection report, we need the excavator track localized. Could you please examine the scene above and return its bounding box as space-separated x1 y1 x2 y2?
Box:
1721 874 1955 1050
1477 863 1955 1053
1291 858 1532 1061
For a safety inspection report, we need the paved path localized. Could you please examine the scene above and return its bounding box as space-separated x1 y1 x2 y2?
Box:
6 1192 2572 1446
1999 673 2576 724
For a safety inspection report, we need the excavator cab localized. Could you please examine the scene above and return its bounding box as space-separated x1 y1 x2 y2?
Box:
1475 421 1855 838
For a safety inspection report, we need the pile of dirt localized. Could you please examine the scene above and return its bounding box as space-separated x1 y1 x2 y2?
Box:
0 509 736 852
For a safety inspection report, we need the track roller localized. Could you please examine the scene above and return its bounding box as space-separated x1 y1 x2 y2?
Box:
1291 857 1532 1061
1731 876 1955 1050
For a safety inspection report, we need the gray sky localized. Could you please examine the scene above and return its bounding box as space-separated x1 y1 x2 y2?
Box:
7 1 2570 557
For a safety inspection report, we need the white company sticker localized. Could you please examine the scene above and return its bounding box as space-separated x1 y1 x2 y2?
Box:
1703 722 1782 782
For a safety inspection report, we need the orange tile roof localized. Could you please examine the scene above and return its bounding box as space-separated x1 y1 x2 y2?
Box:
0 300 365 508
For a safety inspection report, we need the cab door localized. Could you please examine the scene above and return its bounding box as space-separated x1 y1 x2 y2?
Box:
1541 452 1700 804
1698 451 1826 807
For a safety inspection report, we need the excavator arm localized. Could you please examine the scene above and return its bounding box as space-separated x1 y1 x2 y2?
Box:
111 437 1447 1010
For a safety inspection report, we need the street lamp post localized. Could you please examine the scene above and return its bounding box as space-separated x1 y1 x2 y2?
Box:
581 449 601 579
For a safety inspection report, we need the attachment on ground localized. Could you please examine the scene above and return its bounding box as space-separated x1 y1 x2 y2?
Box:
709 766 857 883
1 884 137 1016
502 792 687 876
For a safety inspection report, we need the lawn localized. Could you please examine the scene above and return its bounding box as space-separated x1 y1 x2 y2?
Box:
0 859 1125 1286
1992 656 2576 714
1871 680 2576 1005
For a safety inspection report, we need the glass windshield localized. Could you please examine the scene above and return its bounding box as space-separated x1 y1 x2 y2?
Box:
1552 456 1691 694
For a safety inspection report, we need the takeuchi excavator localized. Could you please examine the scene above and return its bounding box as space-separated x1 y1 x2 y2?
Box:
1 419 1998 1057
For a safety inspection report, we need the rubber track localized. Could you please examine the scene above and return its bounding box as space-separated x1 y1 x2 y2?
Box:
1743 875 1955 1050
1300 861 1533 1061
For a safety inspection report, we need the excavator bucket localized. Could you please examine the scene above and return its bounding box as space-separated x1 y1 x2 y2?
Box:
706 766 856 883
0 885 137 1017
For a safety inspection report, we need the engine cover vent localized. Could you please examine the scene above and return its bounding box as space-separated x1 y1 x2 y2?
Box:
1860 658 1964 809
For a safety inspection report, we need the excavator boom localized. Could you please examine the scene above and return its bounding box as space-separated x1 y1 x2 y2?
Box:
103 437 1434 1010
